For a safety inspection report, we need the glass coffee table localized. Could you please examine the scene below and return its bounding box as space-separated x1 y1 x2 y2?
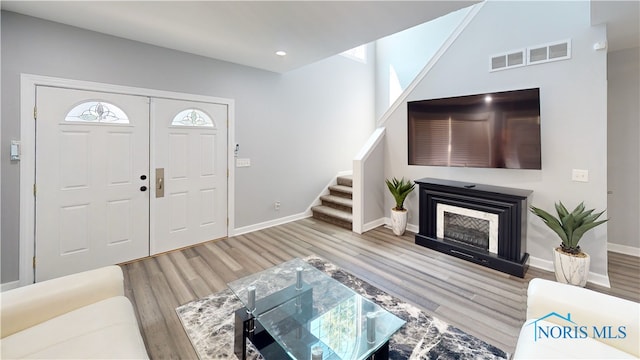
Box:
228 258 405 360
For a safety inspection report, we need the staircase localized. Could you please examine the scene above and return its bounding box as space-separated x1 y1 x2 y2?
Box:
311 175 353 230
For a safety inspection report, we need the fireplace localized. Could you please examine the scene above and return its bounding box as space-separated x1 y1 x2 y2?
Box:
437 204 498 254
415 178 531 277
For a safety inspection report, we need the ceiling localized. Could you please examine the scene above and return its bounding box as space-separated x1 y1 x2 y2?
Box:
2 1 638 73
591 0 640 52
1 1 478 73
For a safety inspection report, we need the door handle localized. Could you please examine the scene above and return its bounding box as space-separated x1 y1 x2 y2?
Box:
156 168 165 198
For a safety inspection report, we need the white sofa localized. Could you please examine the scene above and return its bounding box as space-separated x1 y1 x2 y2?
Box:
514 278 640 359
1 266 149 359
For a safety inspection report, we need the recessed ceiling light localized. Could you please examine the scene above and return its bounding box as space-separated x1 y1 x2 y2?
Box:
275 50 287 57
484 95 493 103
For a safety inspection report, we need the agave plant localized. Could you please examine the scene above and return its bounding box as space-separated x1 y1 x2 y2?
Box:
385 177 415 211
529 201 608 255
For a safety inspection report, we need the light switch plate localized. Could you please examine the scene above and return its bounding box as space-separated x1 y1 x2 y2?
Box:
236 158 251 167
10 140 20 161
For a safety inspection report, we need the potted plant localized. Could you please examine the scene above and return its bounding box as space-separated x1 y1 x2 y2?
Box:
385 177 415 236
529 201 607 287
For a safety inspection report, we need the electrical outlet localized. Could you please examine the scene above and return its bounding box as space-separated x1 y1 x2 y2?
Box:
572 169 589 182
274 201 281 211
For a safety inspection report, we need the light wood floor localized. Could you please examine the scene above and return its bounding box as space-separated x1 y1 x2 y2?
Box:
121 218 640 359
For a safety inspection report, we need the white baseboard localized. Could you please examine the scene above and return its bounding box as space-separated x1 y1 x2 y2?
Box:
527 255 554 272
232 211 312 236
362 218 386 233
608 243 640 257
587 272 611 288
1 280 20 292
527 255 611 288
381 217 419 234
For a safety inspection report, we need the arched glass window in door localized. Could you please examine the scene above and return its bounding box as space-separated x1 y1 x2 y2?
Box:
171 109 214 127
65 101 129 124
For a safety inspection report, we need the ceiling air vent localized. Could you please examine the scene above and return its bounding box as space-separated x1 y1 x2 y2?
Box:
528 40 571 65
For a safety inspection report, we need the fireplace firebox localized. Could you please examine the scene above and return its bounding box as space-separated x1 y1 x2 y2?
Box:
415 178 531 277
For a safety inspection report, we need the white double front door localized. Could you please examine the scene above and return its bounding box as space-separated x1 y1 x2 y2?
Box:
35 86 227 281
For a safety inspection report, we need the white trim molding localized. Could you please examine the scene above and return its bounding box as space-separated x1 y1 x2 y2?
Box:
363 218 386 233
382 218 418 235
608 243 640 257
233 212 313 236
1 281 21 292
528 255 611 288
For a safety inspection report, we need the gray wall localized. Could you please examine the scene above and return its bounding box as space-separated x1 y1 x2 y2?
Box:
381 1 611 279
607 47 640 249
1 11 374 283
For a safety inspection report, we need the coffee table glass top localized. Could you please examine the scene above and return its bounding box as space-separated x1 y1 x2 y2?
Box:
227 258 406 360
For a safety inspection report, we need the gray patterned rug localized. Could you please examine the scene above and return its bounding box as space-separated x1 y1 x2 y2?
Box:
176 256 509 359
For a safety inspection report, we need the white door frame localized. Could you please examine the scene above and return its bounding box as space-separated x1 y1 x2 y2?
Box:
19 73 236 286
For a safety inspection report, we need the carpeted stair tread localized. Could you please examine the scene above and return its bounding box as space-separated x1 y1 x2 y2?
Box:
337 175 353 187
319 194 353 208
311 205 353 222
328 184 353 195
314 176 353 229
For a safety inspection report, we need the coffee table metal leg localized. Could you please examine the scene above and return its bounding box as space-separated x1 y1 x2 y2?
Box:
234 309 253 360
366 340 389 360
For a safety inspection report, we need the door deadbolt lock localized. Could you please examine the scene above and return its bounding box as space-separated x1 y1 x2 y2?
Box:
140 186 148 192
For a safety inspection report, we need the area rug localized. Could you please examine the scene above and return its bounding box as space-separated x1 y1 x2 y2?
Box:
176 256 509 360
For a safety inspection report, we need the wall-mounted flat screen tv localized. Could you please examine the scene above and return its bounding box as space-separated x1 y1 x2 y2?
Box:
408 88 541 169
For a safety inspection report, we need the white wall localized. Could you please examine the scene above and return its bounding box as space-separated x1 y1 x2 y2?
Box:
381 1 610 281
374 6 472 119
607 47 640 251
0 11 375 283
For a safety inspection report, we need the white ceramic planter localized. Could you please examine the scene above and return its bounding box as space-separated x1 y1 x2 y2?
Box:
390 208 408 236
553 247 590 287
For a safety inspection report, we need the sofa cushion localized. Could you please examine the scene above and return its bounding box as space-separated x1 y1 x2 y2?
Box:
1 265 125 338
1 296 148 359
513 319 637 359
525 278 639 357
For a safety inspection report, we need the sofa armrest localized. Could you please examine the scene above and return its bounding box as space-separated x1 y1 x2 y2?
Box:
526 278 639 357
1 266 125 338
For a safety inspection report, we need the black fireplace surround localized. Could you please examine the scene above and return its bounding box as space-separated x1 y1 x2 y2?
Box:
415 178 531 277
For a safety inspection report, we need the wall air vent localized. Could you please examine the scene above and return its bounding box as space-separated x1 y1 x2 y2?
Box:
490 49 525 71
490 39 571 72
528 40 571 65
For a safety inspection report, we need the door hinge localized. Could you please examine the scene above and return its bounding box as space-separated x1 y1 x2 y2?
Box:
33 184 37 196
32 256 36 268
227 218 229 226
33 106 37 120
